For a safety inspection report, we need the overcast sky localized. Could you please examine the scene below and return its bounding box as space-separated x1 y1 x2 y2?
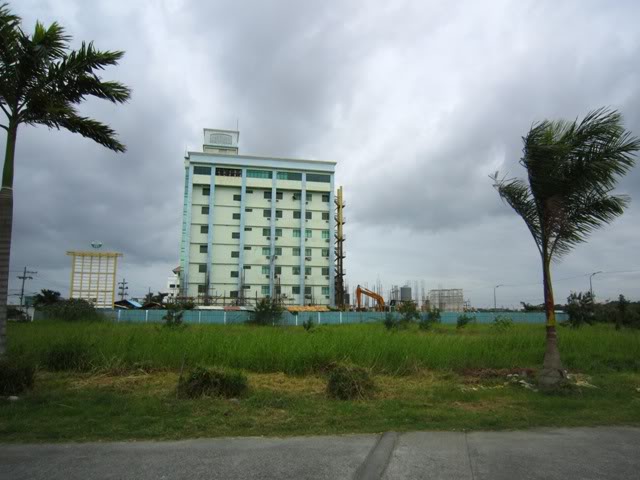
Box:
4 0 640 307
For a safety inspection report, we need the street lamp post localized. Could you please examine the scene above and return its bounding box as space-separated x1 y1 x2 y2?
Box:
589 271 602 299
494 284 503 311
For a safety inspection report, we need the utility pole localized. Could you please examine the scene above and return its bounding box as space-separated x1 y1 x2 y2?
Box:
494 284 503 311
117 278 129 300
589 271 602 299
18 266 37 310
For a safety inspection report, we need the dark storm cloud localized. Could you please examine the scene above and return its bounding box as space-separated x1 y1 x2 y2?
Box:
5 0 640 305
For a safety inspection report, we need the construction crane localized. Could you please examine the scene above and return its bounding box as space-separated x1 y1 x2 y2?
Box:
356 284 385 311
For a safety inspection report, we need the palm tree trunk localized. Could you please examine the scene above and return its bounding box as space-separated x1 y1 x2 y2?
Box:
539 256 566 387
0 122 17 358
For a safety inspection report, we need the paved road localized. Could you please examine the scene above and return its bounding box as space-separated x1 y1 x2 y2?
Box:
2 427 638 480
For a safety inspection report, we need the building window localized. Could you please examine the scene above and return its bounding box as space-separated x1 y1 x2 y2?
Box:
245 207 253 212
231 251 239 258
273 266 281 275
305 267 311 276
262 228 270 237
230 290 239 298
200 225 208 234
322 267 330 276
198 285 207 293
232 232 240 239
262 247 270 255
293 229 301 238
293 266 300 275
230 271 239 278
307 173 330 183
293 192 301 200
322 287 330 295
293 247 300 256
261 266 270 275
293 286 300 294
276 191 283 200
264 191 272 199
322 193 330 202
276 210 283 218
215 167 241 177
263 209 271 218
322 212 329 220
244 265 251 269
322 248 329 257
261 286 270 295
246 189 253 194
322 230 330 239
306 193 312 202
305 211 312 220
202 206 209 214
305 229 312 238
233 194 241 201
233 213 241 220
198 264 207 273
305 286 311 295
244 246 251 250
247 169 272 179
202 187 210 196
275 228 282 237
293 210 301 219
277 171 302 181
305 248 312 257
194 166 211 175
199 245 207 253
244 227 252 231
275 247 282 255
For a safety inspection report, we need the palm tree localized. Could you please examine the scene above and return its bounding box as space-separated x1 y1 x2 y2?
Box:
0 4 130 356
492 108 639 387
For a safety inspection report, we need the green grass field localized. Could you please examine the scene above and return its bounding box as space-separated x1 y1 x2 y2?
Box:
1 321 639 442
7 321 640 374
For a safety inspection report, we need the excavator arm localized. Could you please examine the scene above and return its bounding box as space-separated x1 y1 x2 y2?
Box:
356 285 386 311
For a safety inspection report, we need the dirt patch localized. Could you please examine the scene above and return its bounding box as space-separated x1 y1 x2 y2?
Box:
247 372 325 396
461 368 535 383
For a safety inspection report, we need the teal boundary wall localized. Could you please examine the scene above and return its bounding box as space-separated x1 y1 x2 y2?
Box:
92 310 568 325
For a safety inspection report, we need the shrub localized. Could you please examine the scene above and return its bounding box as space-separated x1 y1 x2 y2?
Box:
493 315 514 331
42 339 91 371
566 291 595 327
0 359 35 395
326 363 375 400
249 297 284 326
177 366 248 398
383 312 398 330
398 301 420 326
163 305 185 328
456 314 476 329
7 306 29 322
40 298 102 322
419 309 441 330
302 316 314 331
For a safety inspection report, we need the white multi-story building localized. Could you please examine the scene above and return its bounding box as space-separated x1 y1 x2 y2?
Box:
179 129 337 306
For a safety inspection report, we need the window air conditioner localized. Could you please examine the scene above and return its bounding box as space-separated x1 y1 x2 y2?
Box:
305 256 311 261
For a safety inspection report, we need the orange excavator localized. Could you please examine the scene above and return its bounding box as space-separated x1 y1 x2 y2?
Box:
355 285 386 311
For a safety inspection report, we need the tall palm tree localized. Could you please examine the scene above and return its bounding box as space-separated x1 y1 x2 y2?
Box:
492 108 638 386
0 4 130 356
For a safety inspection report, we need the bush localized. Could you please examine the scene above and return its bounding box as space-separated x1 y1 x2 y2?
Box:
566 291 595 327
326 363 375 400
398 301 420 326
163 305 185 328
456 314 476 329
42 339 92 371
249 297 284 326
493 315 514 331
0 359 35 395
7 306 29 322
302 316 314 331
419 309 441 330
383 312 398 330
40 298 102 322
177 366 248 398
